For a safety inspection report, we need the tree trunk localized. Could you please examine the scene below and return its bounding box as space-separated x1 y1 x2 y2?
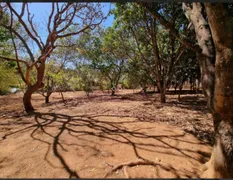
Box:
201 3 233 178
111 89 115 96
160 91 166 103
45 96 49 104
23 87 34 113
22 59 45 113
45 93 52 104
60 92 65 103
159 80 166 103
183 2 215 110
45 76 53 104
178 85 183 101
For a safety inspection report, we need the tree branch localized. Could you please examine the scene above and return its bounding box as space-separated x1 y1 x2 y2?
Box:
26 3 45 49
6 2 43 51
0 55 28 66
139 2 200 53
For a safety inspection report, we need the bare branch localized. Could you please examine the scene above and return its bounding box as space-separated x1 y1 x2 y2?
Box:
54 43 76 48
53 3 72 29
19 3 26 18
6 2 43 51
57 25 90 38
2 24 35 63
57 9 107 39
26 3 45 49
56 6 76 34
8 7 28 84
47 3 55 34
0 55 29 66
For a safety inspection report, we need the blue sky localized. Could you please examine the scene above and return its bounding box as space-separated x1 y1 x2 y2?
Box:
13 3 115 41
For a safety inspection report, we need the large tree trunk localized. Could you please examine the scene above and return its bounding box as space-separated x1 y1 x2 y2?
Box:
201 3 233 178
183 3 216 110
23 87 35 113
23 61 45 113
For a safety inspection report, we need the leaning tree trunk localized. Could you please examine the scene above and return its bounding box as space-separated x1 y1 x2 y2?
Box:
23 87 35 113
201 3 233 178
23 60 45 113
23 84 44 113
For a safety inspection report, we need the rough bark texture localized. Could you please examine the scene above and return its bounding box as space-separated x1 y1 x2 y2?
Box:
182 2 215 111
182 3 233 177
201 3 233 178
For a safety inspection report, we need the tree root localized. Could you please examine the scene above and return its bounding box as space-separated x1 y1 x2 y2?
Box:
104 158 159 178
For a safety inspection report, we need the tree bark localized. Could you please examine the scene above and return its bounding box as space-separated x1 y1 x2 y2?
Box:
160 91 166 103
182 2 216 110
23 61 45 113
45 93 52 104
159 79 166 103
200 3 233 178
23 87 35 113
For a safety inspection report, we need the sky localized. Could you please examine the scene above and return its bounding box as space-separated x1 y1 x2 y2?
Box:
13 3 115 41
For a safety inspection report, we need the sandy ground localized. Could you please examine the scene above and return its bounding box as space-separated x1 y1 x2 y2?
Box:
0 90 213 178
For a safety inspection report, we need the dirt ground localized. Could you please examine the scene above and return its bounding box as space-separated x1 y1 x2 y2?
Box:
0 90 213 178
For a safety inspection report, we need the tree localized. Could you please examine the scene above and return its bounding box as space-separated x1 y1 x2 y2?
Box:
0 15 20 94
126 56 155 92
201 3 233 178
77 27 127 96
39 37 78 104
112 3 189 102
170 50 200 93
0 62 19 94
0 2 104 113
139 2 233 178
76 64 96 96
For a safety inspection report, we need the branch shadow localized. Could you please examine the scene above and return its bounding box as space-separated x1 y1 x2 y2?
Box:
2 111 211 178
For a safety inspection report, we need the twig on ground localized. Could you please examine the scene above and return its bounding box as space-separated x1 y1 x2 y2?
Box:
104 158 159 178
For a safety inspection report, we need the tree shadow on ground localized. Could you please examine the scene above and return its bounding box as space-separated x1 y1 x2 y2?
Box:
48 91 207 113
40 91 213 145
1 111 211 178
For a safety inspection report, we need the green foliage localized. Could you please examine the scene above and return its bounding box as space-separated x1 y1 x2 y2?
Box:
171 50 200 88
76 64 105 93
0 13 20 95
0 62 19 94
110 2 197 92
41 60 77 93
76 26 127 90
